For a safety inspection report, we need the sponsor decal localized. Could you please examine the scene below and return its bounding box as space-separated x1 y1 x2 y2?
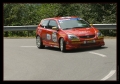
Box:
71 41 82 44
52 32 57 42
46 34 51 40
71 39 80 41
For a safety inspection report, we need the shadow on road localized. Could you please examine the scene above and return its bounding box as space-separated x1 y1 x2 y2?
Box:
44 46 108 53
65 46 108 53
44 47 60 51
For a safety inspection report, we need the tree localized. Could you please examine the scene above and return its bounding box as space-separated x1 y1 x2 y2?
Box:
3 3 116 37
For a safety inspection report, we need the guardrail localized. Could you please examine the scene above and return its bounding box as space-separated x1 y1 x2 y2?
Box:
4 24 116 31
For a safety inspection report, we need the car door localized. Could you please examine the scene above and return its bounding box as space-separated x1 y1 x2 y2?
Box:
45 19 59 47
39 19 50 44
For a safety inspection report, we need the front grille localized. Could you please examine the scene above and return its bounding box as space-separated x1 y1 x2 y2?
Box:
80 35 95 39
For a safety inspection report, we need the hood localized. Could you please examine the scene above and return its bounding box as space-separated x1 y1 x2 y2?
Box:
63 27 96 36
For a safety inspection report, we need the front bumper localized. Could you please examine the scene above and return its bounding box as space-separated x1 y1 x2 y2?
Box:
65 39 105 50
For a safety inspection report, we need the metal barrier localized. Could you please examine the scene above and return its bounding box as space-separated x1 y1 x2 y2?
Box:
4 24 116 31
4 25 38 31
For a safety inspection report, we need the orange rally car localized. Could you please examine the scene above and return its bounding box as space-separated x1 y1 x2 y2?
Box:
36 16 105 52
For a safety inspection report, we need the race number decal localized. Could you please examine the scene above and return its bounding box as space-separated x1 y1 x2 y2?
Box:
52 32 57 42
46 34 51 40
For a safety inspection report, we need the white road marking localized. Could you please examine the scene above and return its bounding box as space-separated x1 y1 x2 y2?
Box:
20 46 36 47
89 52 106 57
101 70 116 80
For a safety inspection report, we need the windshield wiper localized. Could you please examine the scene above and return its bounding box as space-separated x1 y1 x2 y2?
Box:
62 28 72 30
72 27 84 28
73 26 90 28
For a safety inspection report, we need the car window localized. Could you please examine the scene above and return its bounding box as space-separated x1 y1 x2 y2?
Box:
58 18 91 30
40 19 49 28
47 20 58 29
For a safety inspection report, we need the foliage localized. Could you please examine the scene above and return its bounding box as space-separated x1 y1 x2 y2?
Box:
3 3 117 37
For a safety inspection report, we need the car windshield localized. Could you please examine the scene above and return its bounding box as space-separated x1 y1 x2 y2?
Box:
58 18 91 30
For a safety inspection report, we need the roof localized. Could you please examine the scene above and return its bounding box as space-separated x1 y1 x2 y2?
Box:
44 16 79 20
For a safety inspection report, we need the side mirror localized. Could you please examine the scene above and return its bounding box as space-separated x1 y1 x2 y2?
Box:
90 24 93 26
52 27 58 30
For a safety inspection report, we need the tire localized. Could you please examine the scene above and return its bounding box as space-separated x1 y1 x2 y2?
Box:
36 36 45 49
60 38 66 52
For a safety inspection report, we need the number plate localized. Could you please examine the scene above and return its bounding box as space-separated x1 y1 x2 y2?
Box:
87 40 94 43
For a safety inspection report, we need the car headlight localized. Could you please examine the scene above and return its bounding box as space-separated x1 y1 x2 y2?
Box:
68 34 80 41
97 31 104 38
97 32 103 36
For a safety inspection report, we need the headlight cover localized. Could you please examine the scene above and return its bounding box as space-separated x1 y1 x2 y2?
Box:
68 34 80 41
97 31 104 38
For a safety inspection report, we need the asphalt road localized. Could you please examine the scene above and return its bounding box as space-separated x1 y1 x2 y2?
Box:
3 38 117 81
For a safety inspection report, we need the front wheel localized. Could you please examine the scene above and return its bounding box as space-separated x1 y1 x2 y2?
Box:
36 36 45 49
60 38 66 52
